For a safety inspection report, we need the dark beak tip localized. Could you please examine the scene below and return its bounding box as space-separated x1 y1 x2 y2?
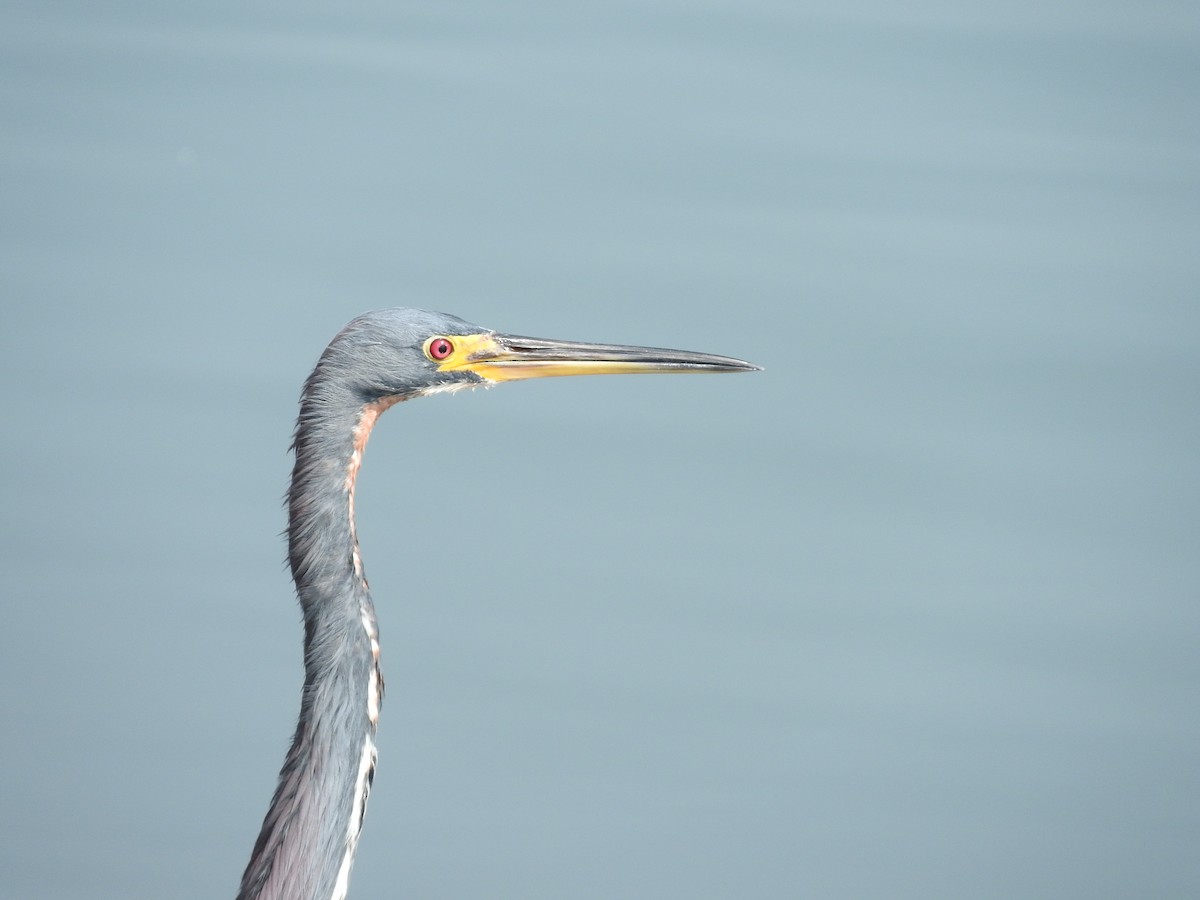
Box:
723 358 762 372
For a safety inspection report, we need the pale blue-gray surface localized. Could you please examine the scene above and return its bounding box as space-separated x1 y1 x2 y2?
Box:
1 3 1198 898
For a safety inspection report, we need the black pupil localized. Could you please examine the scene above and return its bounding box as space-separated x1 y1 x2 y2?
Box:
435 340 449 357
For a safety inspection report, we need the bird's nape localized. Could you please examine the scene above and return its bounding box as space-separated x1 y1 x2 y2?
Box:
237 308 758 900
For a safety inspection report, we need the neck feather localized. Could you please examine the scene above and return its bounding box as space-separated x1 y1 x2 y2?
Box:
237 384 396 900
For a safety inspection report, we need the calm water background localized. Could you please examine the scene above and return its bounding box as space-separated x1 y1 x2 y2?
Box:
2 3 1197 898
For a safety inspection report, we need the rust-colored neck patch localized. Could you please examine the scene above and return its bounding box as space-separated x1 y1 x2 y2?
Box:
347 396 402 485
346 396 404 582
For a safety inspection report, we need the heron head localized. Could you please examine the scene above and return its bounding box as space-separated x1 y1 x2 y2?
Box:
321 307 760 405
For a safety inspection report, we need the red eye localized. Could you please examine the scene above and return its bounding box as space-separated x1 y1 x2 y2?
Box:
428 337 454 360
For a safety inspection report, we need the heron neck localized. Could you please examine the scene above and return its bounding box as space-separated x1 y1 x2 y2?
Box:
287 398 382 632
238 388 392 900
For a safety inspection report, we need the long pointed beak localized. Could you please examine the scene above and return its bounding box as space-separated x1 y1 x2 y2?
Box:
441 333 762 382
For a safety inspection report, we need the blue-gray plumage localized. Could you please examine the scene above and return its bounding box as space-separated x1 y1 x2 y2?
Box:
237 309 758 900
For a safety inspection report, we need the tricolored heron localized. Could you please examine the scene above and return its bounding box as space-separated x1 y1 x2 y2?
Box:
236 308 758 900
